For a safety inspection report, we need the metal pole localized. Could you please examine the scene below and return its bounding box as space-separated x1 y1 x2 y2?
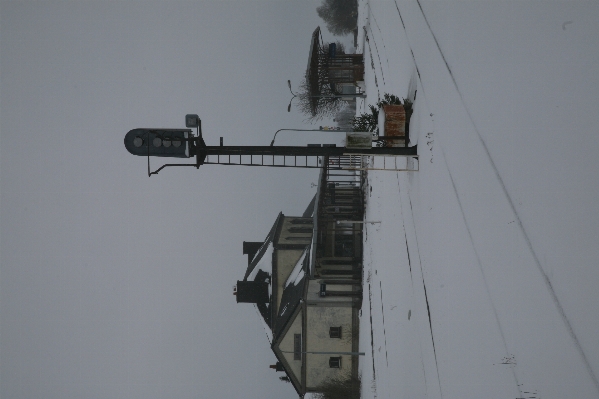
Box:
195 144 417 168
199 145 417 158
305 351 365 356
145 136 418 175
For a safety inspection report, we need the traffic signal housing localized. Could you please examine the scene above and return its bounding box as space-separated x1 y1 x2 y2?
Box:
124 128 192 158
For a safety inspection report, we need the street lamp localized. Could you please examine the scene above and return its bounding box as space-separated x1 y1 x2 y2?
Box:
280 350 365 356
287 80 298 112
270 128 344 146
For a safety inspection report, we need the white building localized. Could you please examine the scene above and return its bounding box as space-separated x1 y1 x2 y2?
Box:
236 163 364 396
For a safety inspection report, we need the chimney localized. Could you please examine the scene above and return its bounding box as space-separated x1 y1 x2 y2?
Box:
243 241 263 265
269 362 285 371
236 281 269 304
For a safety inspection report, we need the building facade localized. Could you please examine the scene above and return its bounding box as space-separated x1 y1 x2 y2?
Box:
304 27 365 117
236 157 364 396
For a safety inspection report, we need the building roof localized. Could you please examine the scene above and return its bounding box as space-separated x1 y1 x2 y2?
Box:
302 193 317 218
272 304 305 396
243 212 284 330
273 248 309 340
243 212 282 280
239 207 316 396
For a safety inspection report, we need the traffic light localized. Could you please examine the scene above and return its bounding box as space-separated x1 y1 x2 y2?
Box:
124 128 192 158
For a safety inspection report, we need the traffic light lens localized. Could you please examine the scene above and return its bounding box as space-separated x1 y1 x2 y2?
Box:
163 138 172 148
133 137 144 147
172 140 181 147
153 137 162 147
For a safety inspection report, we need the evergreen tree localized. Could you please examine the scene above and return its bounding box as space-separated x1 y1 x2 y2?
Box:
317 0 358 36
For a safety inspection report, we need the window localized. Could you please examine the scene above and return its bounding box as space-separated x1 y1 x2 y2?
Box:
289 227 312 233
294 334 302 360
291 219 313 225
286 236 309 241
329 327 342 339
334 233 354 257
329 357 342 368
319 283 327 297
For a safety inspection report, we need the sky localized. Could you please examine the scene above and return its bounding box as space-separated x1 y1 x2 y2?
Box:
0 1 349 398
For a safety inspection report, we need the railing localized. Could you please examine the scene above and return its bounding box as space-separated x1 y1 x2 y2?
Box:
314 157 364 281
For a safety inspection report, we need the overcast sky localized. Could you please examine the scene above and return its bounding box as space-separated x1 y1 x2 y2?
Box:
0 1 349 397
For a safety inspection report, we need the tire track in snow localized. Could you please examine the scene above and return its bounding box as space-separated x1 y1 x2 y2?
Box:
368 281 379 398
405 193 432 396
396 173 413 284
364 181 379 398
421 275 443 398
438 145 524 397
393 1 423 84
379 281 389 368
391 3 521 393
363 30 381 100
365 4 388 86
404 40 522 391
412 0 599 392
394 0 598 393
397 173 442 398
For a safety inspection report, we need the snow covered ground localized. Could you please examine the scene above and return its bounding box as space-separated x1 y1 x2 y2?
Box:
356 1 599 398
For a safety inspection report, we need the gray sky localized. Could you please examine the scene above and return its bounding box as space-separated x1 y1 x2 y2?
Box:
0 1 346 397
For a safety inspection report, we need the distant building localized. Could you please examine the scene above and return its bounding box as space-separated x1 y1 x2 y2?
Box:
334 103 357 131
305 27 365 115
236 159 364 396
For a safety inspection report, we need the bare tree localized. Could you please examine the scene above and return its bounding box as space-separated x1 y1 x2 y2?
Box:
294 41 349 121
296 77 344 122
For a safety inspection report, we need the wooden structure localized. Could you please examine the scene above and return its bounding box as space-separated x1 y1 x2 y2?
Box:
305 27 365 115
312 157 364 283
378 104 407 147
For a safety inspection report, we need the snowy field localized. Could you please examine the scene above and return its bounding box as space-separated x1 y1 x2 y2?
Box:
356 1 599 398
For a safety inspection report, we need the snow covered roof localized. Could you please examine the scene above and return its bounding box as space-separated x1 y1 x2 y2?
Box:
243 212 282 280
243 212 284 330
247 242 273 298
253 304 273 344
302 193 317 218
273 249 309 340
284 249 307 289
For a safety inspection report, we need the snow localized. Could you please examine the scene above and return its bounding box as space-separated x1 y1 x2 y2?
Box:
285 249 307 288
247 242 275 343
254 304 273 344
357 1 599 398
247 242 273 298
